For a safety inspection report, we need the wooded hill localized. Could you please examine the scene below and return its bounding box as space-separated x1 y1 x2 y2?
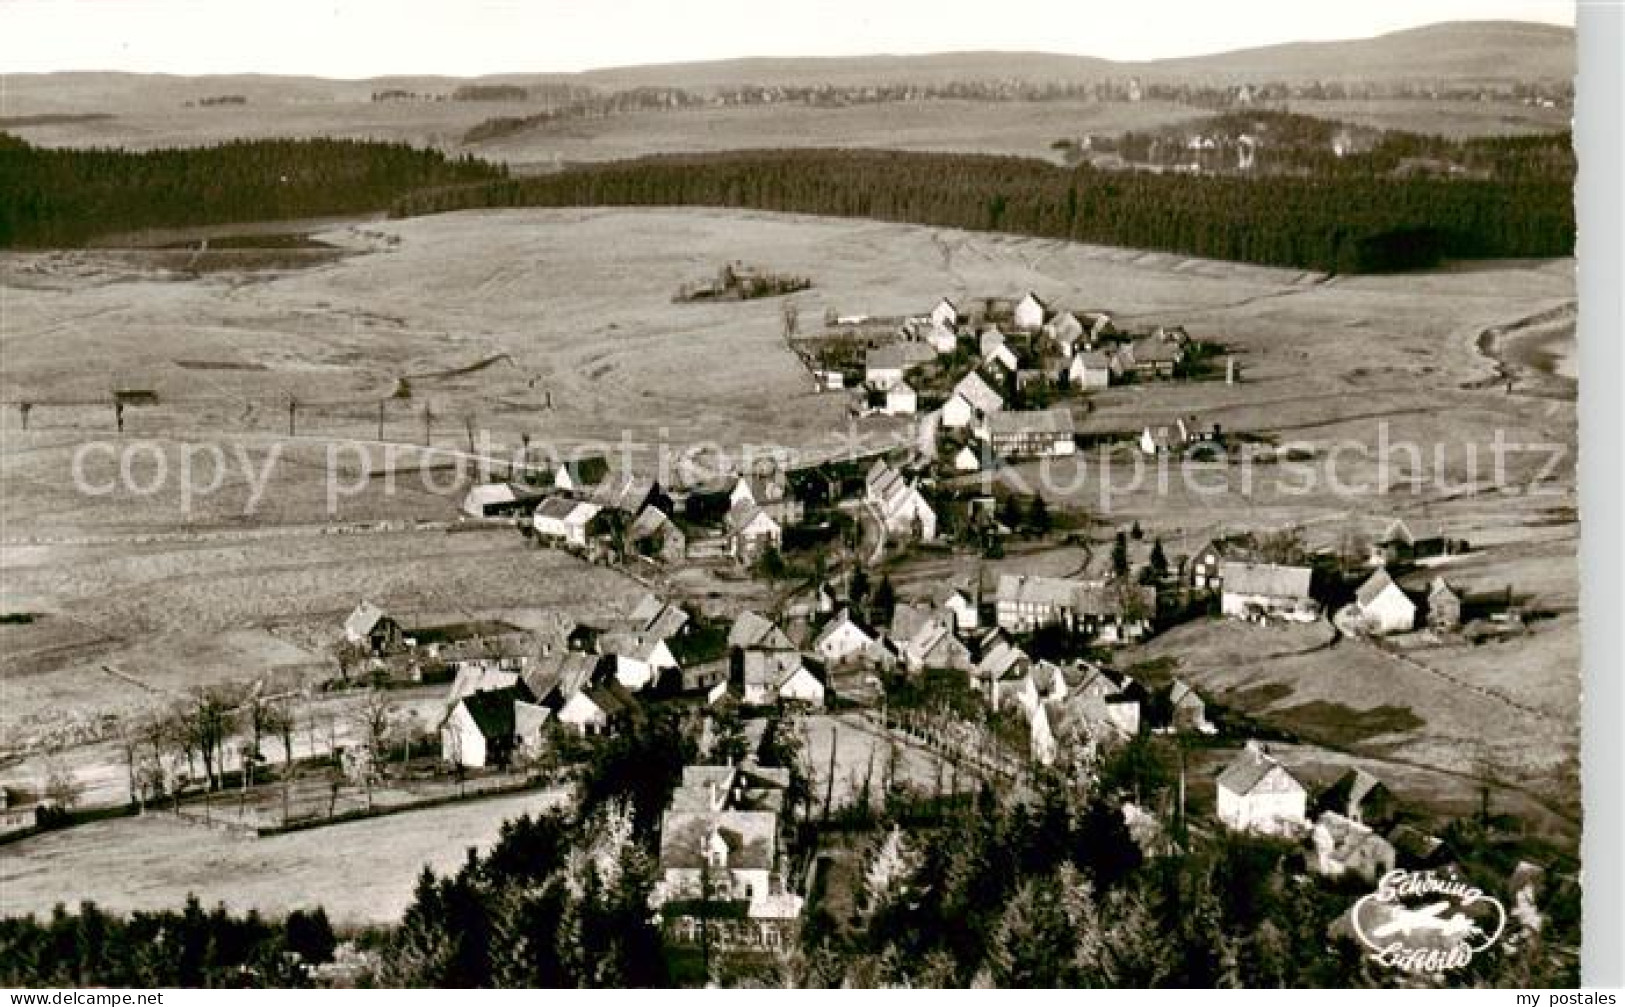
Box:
394 147 1574 273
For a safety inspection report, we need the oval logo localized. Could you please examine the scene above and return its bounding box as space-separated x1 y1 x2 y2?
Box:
1351 869 1506 974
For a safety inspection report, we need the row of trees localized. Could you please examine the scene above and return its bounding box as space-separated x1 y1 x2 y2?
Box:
0 134 506 248
0 899 335 987
392 148 1574 273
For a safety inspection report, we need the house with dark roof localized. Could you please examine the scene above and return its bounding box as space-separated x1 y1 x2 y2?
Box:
1372 517 1459 566
550 455 612 494
461 482 543 519
729 610 795 652
532 496 603 548
628 505 686 564
1216 741 1308 836
1316 768 1398 828
740 650 825 707
941 371 1005 430
343 601 403 656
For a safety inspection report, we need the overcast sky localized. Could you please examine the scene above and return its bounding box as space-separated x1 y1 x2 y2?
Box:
0 0 1575 77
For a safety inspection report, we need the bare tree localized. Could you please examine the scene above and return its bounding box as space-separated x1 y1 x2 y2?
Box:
352 690 395 810
42 757 83 812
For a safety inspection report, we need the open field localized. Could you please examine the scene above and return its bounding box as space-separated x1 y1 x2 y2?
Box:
0 786 570 924
1 206 1578 830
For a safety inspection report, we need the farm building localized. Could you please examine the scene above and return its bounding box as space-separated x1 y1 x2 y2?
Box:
1219 562 1316 621
1014 291 1047 331
550 455 612 493
980 333 1021 374
741 650 825 707
461 482 541 519
727 500 783 560
440 687 522 769
729 610 795 652
865 460 938 541
1046 311 1085 353
1185 536 1247 590
598 630 679 692
1216 741 1308 837
985 407 1076 458
1372 518 1459 566
1310 812 1397 884
729 469 802 524
593 472 665 517
1351 569 1417 635
1139 416 1212 456
1068 350 1113 389
994 573 1085 632
533 497 603 548
344 601 403 655
935 583 980 633
628 505 686 564
812 609 889 668
1317 767 1398 829
1116 337 1184 379
1428 577 1464 630
1165 679 1214 733
884 381 918 416
941 371 1005 429
864 342 935 390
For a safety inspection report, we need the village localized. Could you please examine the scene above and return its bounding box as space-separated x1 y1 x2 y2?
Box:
0 282 1572 977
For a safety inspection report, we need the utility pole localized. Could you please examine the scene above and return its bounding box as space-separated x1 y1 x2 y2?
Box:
18 402 31 431
114 400 124 434
423 406 433 447
377 401 385 442
287 395 297 438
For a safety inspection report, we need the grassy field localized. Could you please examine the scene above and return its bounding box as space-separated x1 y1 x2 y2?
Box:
802 712 970 811
0 786 570 924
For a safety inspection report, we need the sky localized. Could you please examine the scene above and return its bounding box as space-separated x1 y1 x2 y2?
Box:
0 0 1576 77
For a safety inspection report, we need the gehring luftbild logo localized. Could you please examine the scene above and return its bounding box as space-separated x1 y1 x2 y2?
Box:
1352 869 1507 974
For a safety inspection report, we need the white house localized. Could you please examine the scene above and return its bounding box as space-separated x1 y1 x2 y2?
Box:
1014 291 1047 331
440 688 517 769
813 609 886 667
1216 741 1308 836
1046 311 1084 354
599 631 680 692
884 381 918 416
929 297 959 329
1351 569 1417 635
984 407 1076 458
941 371 1005 430
980 329 1020 373
556 682 631 736
533 497 602 548
953 445 982 472
728 500 783 560
936 584 980 633
865 343 934 390
865 460 937 541
1068 351 1113 390
924 321 959 354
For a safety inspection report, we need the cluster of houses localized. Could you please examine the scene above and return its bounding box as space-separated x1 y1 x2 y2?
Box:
432 593 694 767
1212 741 1464 885
832 292 1217 471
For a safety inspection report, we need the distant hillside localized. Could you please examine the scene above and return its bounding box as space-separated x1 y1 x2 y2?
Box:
3 21 1573 115
1133 21 1575 84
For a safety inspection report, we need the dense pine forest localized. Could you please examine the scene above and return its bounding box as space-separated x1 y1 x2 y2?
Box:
0 134 505 248
394 147 1574 273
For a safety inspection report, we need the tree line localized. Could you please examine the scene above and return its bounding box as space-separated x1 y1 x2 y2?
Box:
391 148 1574 273
0 134 506 248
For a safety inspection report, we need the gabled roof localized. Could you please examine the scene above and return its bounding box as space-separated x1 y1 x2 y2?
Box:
727 498 780 535
521 651 603 707
742 649 810 691
729 610 793 651
889 602 937 644
813 609 875 650
1125 337 1182 365
1381 517 1446 546
625 593 689 638
462 482 537 512
456 686 519 740
952 371 1005 415
1072 350 1113 370
344 600 391 638
977 639 1029 680
592 472 657 513
555 455 611 488
1217 743 1305 797
629 504 678 542
996 573 1081 609
1355 568 1406 608
659 809 778 871
1427 576 1461 601
1219 561 1313 600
